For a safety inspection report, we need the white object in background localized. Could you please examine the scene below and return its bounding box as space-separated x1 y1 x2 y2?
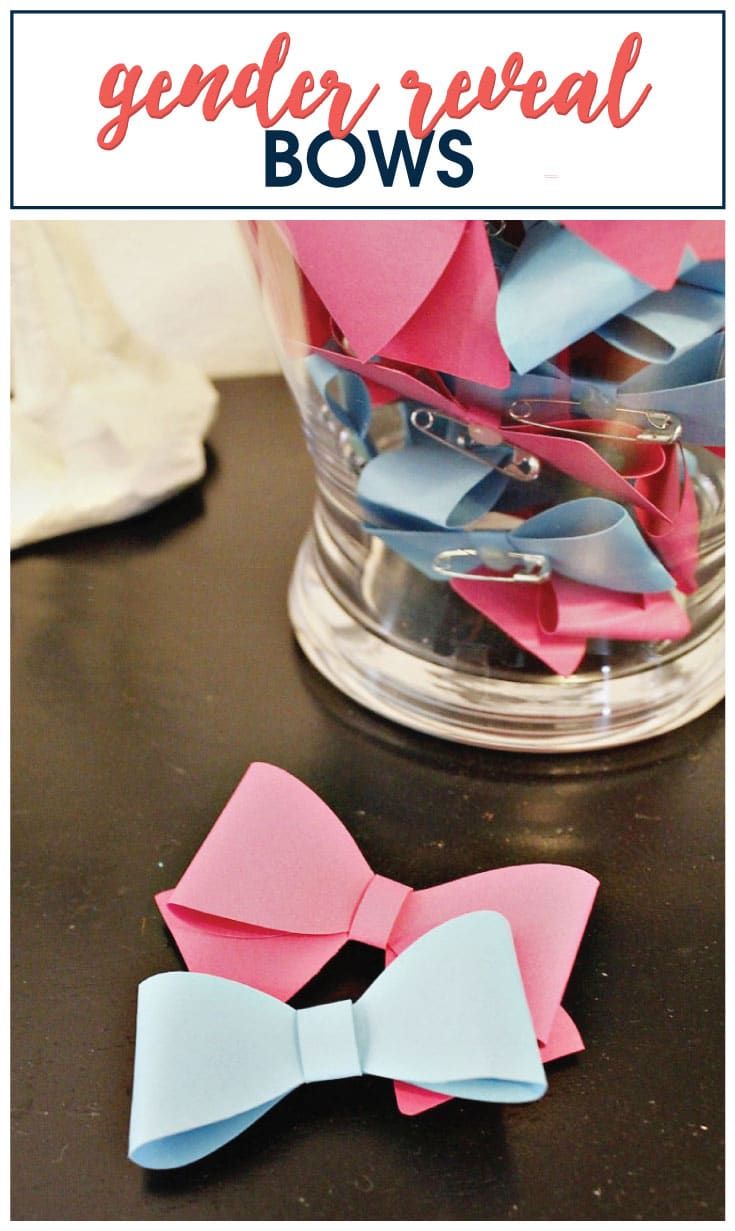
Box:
11 221 218 549
83 221 279 379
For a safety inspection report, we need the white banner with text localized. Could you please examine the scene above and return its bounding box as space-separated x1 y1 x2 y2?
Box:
10 8 725 209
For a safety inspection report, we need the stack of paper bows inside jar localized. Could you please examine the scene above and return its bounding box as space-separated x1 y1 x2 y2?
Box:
129 764 599 1168
250 219 724 675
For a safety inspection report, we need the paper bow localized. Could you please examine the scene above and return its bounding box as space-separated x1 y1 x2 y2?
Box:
265 221 723 449
156 764 598 1115
634 447 701 595
452 572 690 676
364 497 675 594
496 222 650 375
130 912 547 1168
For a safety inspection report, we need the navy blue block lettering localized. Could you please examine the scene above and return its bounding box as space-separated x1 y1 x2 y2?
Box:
264 130 302 187
437 129 474 187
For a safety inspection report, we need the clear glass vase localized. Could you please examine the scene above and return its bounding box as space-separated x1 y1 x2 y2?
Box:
245 221 725 752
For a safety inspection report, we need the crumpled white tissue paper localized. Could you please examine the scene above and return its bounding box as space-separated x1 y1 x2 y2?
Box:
11 221 219 549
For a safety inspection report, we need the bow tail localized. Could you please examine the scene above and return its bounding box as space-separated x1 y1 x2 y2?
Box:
539 1005 584 1061
393 1080 450 1116
156 891 347 1002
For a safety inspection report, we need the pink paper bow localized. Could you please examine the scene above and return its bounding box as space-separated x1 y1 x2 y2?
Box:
157 763 598 1116
452 573 691 675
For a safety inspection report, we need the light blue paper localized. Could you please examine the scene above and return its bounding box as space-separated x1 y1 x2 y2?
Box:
496 223 653 375
680 259 725 295
306 352 376 461
617 332 725 445
619 380 724 446
357 435 508 530
597 284 724 365
366 497 675 593
129 977 297 1169
129 912 547 1169
455 369 596 411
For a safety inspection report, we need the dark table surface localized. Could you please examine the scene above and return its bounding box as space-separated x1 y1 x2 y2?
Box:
12 376 724 1221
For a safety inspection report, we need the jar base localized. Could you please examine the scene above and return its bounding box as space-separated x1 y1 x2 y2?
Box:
289 530 725 753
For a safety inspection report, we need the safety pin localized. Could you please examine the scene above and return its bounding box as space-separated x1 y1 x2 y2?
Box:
409 408 541 482
506 399 682 445
432 548 552 584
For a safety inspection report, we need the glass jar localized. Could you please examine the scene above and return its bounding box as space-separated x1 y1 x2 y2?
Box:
243 220 725 752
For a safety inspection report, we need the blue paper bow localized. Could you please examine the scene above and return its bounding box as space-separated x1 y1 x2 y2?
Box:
367 497 675 594
129 912 547 1169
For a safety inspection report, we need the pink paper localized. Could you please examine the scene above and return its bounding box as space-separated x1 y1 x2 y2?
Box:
156 890 346 1003
634 448 701 594
281 220 509 387
379 219 509 387
281 221 465 359
452 572 690 674
501 424 670 519
561 221 725 291
166 763 372 935
451 574 587 674
157 763 598 1114
542 578 691 641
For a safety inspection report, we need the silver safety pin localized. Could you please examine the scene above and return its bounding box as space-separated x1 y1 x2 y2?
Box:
506 399 682 445
409 408 541 482
432 548 552 584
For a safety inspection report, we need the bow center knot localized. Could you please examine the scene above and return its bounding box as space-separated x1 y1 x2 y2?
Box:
348 874 412 949
295 1000 363 1084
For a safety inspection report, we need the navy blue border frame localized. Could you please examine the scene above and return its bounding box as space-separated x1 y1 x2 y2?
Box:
9 8 727 209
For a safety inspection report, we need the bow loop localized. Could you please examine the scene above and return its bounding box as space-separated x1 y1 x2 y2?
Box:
356 913 547 1099
389 865 599 1050
129 973 299 1170
296 1001 362 1084
169 763 373 936
348 875 412 949
281 220 508 387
